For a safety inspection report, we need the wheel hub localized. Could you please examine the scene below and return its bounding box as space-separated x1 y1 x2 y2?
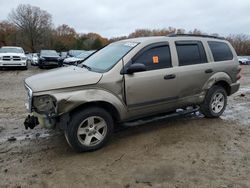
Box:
211 92 225 114
77 116 107 146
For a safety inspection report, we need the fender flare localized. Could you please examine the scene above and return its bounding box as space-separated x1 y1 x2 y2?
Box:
202 72 232 91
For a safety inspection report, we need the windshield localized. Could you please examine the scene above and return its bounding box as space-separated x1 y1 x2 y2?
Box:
81 42 138 72
0 47 24 53
77 52 92 59
41 50 58 56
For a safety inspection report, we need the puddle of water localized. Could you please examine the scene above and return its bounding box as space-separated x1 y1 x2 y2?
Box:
221 86 250 126
239 87 250 93
222 102 250 126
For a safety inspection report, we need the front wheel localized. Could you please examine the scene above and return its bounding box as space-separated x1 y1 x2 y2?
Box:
65 107 114 152
200 85 227 118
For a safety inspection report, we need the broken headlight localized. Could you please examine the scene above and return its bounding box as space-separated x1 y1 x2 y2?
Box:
33 95 56 114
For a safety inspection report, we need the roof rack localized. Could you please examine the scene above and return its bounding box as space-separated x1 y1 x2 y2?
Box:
167 33 225 40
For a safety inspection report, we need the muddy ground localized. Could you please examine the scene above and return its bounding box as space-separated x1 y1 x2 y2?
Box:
0 65 250 188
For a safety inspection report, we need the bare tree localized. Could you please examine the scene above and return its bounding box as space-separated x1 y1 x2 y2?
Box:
227 34 250 55
8 4 52 52
0 21 17 46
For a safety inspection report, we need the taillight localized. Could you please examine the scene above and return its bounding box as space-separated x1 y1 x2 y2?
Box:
237 65 242 80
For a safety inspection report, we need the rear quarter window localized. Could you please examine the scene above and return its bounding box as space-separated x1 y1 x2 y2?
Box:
208 41 233 62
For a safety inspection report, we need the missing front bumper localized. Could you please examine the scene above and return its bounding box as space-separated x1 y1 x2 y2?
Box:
24 113 57 129
24 115 39 129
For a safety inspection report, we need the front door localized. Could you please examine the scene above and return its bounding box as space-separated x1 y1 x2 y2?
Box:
124 43 178 112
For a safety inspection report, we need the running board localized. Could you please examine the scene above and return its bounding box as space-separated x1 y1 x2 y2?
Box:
122 106 200 127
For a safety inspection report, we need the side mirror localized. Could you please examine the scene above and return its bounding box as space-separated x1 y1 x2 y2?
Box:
126 63 146 74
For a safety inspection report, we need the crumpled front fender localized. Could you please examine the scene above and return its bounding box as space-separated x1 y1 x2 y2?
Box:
52 88 127 120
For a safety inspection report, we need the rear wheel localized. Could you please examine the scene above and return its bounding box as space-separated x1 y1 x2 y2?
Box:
65 107 114 152
200 85 227 118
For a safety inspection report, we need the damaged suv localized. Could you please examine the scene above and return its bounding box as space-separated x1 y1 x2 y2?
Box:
24 34 241 152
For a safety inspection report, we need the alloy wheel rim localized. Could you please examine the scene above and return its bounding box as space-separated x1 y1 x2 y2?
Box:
211 92 225 114
77 116 107 146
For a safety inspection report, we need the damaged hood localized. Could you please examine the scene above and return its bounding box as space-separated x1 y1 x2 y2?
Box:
25 66 102 92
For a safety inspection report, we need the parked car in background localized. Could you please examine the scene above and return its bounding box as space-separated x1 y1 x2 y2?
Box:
0 46 27 69
26 53 33 65
68 50 86 57
238 56 250 65
63 51 96 66
24 34 240 152
31 53 39 66
38 50 62 69
59 52 68 59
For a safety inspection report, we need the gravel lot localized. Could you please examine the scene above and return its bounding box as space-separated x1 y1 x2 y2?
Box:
0 65 250 188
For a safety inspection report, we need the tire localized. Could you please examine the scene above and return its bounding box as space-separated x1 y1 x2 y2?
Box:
200 85 227 118
65 107 114 152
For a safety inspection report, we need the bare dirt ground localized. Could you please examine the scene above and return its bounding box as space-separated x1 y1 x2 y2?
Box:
0 65 250 188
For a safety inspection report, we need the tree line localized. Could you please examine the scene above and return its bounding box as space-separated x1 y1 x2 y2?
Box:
0 4 249 55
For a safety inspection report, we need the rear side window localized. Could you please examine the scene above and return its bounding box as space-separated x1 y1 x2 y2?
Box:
134 45 172 70
208 41 233 62
176 41 207 66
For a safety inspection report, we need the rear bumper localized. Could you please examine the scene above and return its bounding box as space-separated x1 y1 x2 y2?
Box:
230 81 240 95
0 60 27 67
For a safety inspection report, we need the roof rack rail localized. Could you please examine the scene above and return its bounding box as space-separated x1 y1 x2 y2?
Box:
167 33 225 40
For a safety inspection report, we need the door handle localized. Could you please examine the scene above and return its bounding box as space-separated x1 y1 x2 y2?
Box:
164 74 176 80
205 69 213 73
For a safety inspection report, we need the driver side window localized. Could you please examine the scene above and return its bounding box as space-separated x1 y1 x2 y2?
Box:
133 45 172 71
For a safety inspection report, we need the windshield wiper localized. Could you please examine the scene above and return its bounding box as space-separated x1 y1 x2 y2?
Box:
80 64 92 70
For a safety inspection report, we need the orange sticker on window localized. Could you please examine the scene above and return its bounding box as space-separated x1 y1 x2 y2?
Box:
153 56 159 64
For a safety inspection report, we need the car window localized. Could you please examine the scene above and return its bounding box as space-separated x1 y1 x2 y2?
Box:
176 41 207 66
208 41 233 62
133 45 172 71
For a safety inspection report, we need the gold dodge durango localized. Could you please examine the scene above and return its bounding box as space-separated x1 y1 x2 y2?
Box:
24 34 241 152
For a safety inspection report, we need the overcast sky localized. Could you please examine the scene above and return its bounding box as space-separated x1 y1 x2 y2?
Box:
0 0 250 38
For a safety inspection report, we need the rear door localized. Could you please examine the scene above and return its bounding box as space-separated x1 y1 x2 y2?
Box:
174 40 211 98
